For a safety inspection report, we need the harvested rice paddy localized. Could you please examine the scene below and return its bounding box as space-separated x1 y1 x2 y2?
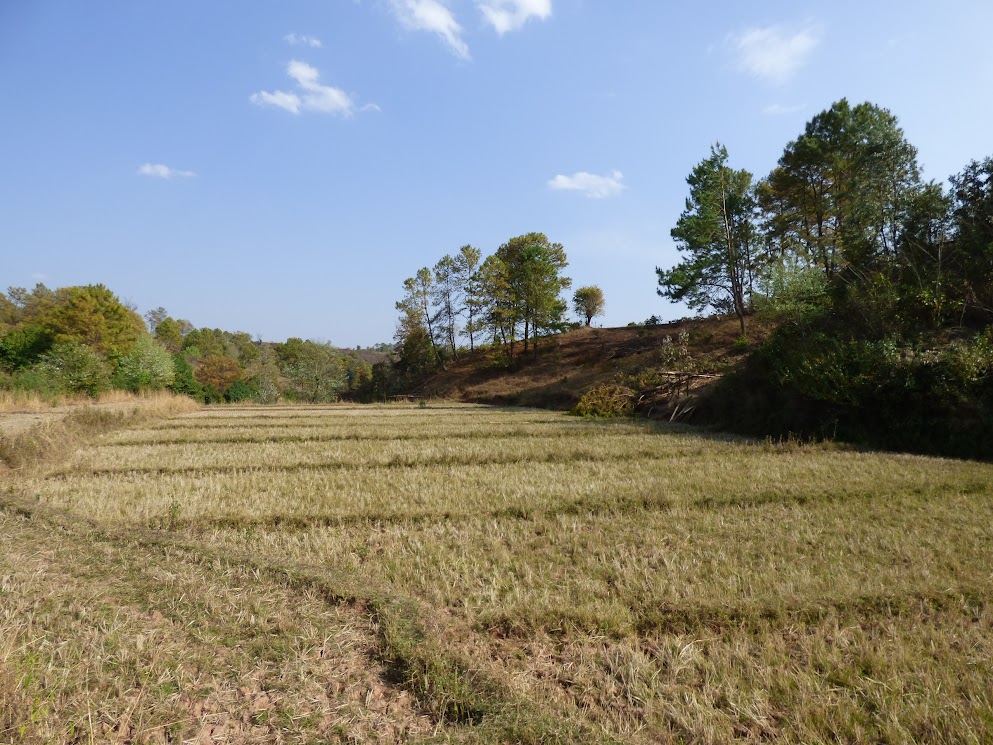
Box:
3 403 992 743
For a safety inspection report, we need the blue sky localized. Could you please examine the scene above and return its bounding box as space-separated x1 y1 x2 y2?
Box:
2 1 991 346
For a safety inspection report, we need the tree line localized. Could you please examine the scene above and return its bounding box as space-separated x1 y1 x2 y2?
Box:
6 96 986 446
662 98 993 456
0 284 377 403
659 98 992 337
382 233 605 394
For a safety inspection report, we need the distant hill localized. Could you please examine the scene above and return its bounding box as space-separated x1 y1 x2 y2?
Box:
417 315 768 414
340 347 390 366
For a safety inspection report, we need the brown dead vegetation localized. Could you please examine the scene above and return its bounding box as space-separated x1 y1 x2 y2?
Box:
419 316 769 413
0 392 199 473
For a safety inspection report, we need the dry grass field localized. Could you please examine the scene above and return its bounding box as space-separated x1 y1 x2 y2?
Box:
2 403 993 743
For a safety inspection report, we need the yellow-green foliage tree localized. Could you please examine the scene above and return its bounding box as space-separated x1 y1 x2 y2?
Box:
0 295 19 330
40 285 144 358
152 317 184 353
572 286 606 326
182 328 226 358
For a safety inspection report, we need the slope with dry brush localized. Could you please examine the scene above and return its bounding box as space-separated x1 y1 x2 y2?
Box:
416 316 769 417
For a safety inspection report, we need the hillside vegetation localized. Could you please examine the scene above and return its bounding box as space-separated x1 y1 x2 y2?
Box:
417 317 764 414
384 99 992 458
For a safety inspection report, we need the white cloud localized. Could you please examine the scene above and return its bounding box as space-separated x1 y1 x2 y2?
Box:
138 163 197 179
762 103 805 115
250 60 356 116
478 0 551 34
390 0 470 59
284 32 322 48
548 170 625 199
730 24 820 84
250 89 302 114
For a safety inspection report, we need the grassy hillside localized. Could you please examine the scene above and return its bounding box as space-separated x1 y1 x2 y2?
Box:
418 316 766 412
4 403 992 742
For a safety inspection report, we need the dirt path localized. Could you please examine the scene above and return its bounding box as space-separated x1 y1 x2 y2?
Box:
0 401 151 438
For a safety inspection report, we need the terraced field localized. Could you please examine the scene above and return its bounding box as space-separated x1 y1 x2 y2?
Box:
3 404 993 743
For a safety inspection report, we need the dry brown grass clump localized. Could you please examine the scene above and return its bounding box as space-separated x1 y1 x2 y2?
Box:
572 383 636 417
0 392 198 472
0 390 59 413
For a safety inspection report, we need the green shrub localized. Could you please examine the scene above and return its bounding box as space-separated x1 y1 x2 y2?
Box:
224 379 257 403
755 261 830 327
37 342 111 397
249 366 282 404
113 335 175 392
168 354 203 399
8 366 62 397
0 324 53 371
657 331 692 369
200 385 224 404
703 325 993 459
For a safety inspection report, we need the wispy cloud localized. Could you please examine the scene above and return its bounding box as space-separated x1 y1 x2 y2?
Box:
250 60 357 116
548 170 625 199
284 32 322 48
762 103 805 115
390 0 469 59
138 163 197 179
730 24 820 84
478 0 552 34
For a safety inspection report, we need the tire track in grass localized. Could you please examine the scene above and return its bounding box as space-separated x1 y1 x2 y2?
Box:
0 495 623 745
0 508 434 743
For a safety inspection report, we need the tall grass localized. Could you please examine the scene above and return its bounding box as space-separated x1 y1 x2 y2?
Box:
0 391 199 471
0 387 186 413
0 389 69 412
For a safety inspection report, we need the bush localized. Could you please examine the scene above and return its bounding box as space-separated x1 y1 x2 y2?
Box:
36 342 111 397
755 261 830 327
224 379 257 403
571 384 635 418
250 366 282 404
0 324 53 371
113 335 175 392
169 354 203 399
657 331 692 368
200 385 224 404
7 366 62 398
701 325 993 459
